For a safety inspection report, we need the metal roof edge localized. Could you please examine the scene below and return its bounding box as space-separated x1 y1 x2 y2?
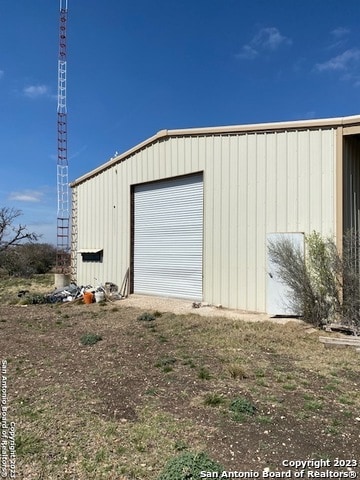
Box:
70 130 167 187
70 114 360 187
166 114 360 136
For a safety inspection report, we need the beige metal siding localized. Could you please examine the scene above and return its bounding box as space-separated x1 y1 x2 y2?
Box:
72 127 336 312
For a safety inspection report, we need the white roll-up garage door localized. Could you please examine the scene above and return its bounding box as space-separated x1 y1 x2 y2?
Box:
133 173 203 300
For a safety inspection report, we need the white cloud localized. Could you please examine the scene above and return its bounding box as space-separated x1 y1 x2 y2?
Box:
316 48 360 72
236 27 292 60
23 84 51 99
236 44 258 60
254 27 292 50
331 27 350 38
327 27 351 50
9 190 44 203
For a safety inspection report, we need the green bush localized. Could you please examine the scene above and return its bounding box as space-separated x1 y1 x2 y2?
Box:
229 396 256 421
157 451 223 480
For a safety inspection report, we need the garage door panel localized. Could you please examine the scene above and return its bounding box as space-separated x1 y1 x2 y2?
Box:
133 174 203 300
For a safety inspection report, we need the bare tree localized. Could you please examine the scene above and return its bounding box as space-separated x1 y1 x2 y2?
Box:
0 207 40 252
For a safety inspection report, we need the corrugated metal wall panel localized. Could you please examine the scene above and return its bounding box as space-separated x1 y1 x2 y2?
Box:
72 127 337 312
133 174 203 299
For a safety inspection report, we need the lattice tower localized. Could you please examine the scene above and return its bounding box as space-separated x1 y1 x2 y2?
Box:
56 0 70 273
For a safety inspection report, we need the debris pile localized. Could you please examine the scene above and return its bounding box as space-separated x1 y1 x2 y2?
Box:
50 282 121 304
19 282 122 305
45 283 82 303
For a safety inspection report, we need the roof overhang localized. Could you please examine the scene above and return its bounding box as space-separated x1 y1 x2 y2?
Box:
70 114 360 188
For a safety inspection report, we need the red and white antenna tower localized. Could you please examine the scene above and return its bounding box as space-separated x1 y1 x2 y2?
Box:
56 0 70 273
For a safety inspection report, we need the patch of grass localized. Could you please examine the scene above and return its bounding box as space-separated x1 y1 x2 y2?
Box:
304 399 323 411
256 378 269 387
18 398 44 420
145 387 158 396
325 419 341 435
341 410 352 418
94 448 107 463
155 357 177 372
303 393 313 401
80 333 103 346
16 432 43 456
203 393 225 407
257 415 273 424
283 383 297 391
182 358 196 368
198 367 211 380
338 394 354 405
157 334 168 343
174 439 188 451
104 423 118 437
324 382 339 392
227 362 249 379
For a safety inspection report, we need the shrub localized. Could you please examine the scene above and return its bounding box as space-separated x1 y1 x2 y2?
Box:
157 451 223 480
80 333 102 346
0 243 57 277
229 396 256 421
137 312 156 322
267 230 360 329
268 232 327 325
23 294 47 304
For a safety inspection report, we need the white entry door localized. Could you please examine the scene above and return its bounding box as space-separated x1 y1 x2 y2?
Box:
267 232 304 316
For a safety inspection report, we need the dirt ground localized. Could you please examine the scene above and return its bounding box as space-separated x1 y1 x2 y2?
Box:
120 294 303 324
0 296 359 479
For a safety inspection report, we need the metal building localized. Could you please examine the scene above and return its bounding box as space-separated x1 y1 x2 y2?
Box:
70 115 360 313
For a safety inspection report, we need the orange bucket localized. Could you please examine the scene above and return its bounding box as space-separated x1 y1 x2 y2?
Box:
83 291 94 304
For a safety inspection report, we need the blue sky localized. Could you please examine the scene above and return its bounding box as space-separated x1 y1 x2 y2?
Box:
1 0 360 245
